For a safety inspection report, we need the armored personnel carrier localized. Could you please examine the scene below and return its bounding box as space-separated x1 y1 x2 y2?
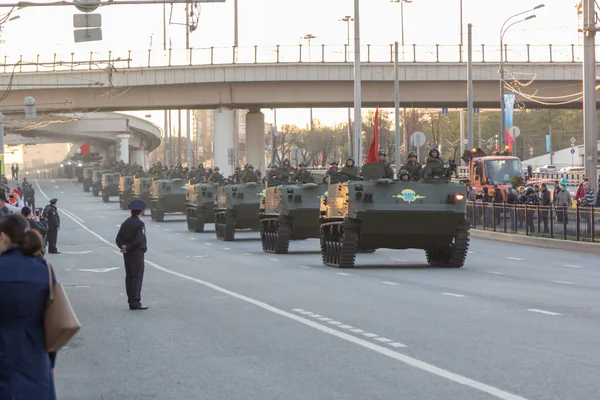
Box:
319 162 470 268
91 169 108 197
186 182 216 232
101 172 121 203
118 176 135 210
132 177 152 205
149 179 187 222
82 167 94 192
259 183 326 253
214 183 261 241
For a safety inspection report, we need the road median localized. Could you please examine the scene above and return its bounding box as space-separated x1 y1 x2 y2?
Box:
470 229 600 254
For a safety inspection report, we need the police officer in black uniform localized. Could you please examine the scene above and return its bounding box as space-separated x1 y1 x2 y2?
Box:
43 198 60 254
115 199 149 310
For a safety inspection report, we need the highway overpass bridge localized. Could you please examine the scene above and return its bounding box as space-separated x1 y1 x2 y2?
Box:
4 112 161 168
0 43 593 170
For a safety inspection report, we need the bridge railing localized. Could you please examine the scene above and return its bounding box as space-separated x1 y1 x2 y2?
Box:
0 43 593 74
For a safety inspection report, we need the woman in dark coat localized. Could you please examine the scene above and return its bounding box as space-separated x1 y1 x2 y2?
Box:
0 213 56 400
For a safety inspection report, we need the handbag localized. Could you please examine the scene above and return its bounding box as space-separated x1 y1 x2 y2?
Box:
44 262 81 352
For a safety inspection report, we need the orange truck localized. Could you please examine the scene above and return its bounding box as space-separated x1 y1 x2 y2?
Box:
458 148 525 199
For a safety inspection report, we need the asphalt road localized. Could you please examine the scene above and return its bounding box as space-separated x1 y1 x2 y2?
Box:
33 178 599 400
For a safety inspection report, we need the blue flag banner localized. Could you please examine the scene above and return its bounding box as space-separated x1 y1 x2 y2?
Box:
504 93 516 144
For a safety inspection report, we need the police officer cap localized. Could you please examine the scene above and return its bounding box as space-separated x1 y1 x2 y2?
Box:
49 198 58 204
128 199 146 211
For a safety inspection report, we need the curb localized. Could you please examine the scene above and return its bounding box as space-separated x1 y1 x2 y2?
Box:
470 229 600 254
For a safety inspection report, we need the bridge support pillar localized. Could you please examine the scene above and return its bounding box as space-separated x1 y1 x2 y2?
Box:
116 134 130 164
130 149 147 170
246 109 265 173
214 108 236 175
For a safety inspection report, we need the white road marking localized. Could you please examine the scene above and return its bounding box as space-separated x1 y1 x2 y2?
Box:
337 272 352 276
65 269 72 271
269 258 279 261
486 271 505 275
338 325 353 329
176 233 182 235
60 191 64 194
309 314 322 318
563 264 583 269
223 247 231 250
292 308 305 312
361 332 378 338
442 292 466 298
61 208 85 223
193 255 208 258
327 321 343 325
389 342 408 348
165 229 171 231
116 225 121 227
40 180 532 400
552 280 574 285
381 281 399 286
299 311 313 315
375 337 393 343
468 251 476 254
349 328 365 333
507 257 523 261
62 251 93 255
78 267 119 273
155 225 160 228
390 257 407 262
299 266 311 269
243 253 252 256
65 285 90 289
189 238 196 240
94 216 108 219
205 243 212 245
317 317 332 321
527 309 561 316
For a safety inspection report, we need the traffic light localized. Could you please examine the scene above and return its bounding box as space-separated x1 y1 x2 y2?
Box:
505 145 510 151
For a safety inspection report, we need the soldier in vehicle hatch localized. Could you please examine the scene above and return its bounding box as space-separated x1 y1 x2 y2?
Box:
377 150 394 179
424 147 443 166
291 162 315 184
265 165 281 187
276 158 295 183
209 167 226 184
324 161 346 184
241 164 260 183
340 158 360 181
398 170 411 182
400 151 421 181
232 166 243 183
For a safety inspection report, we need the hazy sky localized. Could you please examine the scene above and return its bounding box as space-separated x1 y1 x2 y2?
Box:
0 0 583 128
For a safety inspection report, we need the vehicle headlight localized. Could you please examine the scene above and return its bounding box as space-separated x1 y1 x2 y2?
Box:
60 164 64 167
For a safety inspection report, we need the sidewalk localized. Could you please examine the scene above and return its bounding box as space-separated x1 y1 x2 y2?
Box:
471 229 600 254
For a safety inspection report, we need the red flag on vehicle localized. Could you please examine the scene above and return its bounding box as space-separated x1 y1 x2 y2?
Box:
366 107 379 163
9 189 20 205
80 142 90 155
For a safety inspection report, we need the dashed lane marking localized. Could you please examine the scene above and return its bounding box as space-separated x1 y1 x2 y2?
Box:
486 271 505 275
327 321 343 325
468 251 476 254
552 280 574 285
361 332 378 338
563 264 583 269
37 179 531 400
205 243 212 246
299 266 311 269
299 311 313 315
507 257 523 261
269 258 279 262
243 253 252 256
527 309 561 316
381 281 399 286
223 247 231 250
375 337 393 343
337 272 353 276
338 325 353 329
193 255 209 258
349 328 365 333
442 293 466 298
389 342 408 348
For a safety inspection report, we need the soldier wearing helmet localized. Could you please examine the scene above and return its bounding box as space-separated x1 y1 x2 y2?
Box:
398 170 411 182
377 150 394 179
425 147 443 166
265 164 281 187
324 160 345 184
209 167 226 184
241 164 260 183
231 166 243 183
341 158 359 181
400 151 421 181
292 162 315 184
276 158 295 183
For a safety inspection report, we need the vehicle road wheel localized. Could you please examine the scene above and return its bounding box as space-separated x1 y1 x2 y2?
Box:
320 224 357 268
156 203 165 222
194 210 205 233
102 193 109 203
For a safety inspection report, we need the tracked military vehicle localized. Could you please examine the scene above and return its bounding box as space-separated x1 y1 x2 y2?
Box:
319 162 470 268
149 179 187 222
101 172 121 203
214 183 261 241
82 167 94 192
132 177 152 205
118 176 135 210
91 169 108 197
186 182 216 232
259 183 326 253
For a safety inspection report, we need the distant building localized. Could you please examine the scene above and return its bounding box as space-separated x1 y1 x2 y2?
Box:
4 143 70 169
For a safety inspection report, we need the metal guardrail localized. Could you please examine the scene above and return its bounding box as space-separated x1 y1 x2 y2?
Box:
0 43 594 74
468 201 599 243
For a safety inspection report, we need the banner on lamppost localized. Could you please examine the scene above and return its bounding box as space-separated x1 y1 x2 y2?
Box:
503 93 516 151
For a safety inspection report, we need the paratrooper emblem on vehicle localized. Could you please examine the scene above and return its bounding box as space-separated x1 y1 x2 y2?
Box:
393 189 426 203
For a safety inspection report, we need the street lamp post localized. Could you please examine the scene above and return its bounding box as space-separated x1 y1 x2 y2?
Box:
302 33 317 61
499 4 544 150
340 15 354 158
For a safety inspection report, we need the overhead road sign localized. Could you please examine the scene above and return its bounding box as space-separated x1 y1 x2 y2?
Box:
73 13 101 28
0 0 226 8
74 28 102 43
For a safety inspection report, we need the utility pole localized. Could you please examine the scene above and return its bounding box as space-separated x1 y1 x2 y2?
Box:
233 0 238 62
478 112 482 148
352 0 362 166
186 109 192 167
177 109 182 164
466 24 474 151
394 42 401 166
582 0 598 190
163 3 168 165
185 2 190 49
340 15 353 158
